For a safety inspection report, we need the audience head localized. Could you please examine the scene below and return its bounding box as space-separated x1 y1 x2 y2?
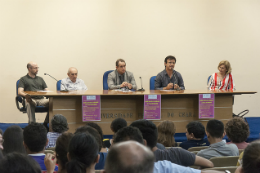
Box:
85 122 105 147
67 67 78 83
186 121 206 140
110 118 128 133
130 119 158 149
206 119 224 139
3 125 26 155
115 59 126 74
23 122 47 153
242 140 260 173
67 133 99 173
157 120 176 147
225 117 249 143
55 132 74 170
51 114 69 133
218 60 232 74
75 125 102 151
104 141 154 173
0 152 41 173
113 126 144 145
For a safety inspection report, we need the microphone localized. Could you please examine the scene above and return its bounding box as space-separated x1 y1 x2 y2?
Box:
44 73 68 92
173 71 180 91
138 76 145 91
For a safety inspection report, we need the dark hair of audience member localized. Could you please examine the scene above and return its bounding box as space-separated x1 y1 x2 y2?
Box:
67 133 99 173
55 132 74 171
113 126 144 144
110 118 127 133
186 121 206 139
225 117 250 143
242 141 260 173
85 122 105 147
0 152 41 173
157 120 176 147
75 126 102 151
23 122 47 152
0 149 3 161
130 119 158 149
51 114 69 133
3 125 26 155
0 129 3 135
206 119 224 138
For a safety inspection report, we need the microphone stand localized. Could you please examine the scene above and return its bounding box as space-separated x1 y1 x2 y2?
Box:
138 77 145 91
44 73 69 92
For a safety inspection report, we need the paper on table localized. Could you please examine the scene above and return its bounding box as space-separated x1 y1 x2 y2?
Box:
36 90 53 92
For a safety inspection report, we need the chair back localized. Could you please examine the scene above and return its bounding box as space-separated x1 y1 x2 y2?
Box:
103 70 113 90
188 146 209 151
203 166 238 173
57 80 61 91
16 80 23 103
239 149 244 155
209 156 239 167
149 76 156 90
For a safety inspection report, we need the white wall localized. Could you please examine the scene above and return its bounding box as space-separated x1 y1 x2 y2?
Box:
0 0 259 123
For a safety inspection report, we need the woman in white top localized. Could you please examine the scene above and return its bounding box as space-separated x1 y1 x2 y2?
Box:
208 60 235 90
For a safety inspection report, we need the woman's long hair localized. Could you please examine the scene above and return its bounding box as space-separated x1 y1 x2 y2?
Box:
66 133 99 173
157 121 176 147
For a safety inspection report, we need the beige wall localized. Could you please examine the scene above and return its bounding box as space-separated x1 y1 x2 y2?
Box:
0 0 259 123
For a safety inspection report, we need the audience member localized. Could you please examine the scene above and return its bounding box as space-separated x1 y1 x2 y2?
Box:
235 141 260 173
3 125 26 155
0 152 41 173
113 126 221 173
104 141 154 173
157 120 176 147
85 122 108 152
180 121 209 150
46 114 69 149
75 125 106 170
23 122 58 172
225 117 249 149
130 119 213 168
44 132 74 173
66 133 99 173
197 119 239 159
104 118 128 148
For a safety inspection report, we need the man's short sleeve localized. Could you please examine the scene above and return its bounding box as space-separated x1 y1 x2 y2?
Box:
18 78 25 88
169 148 196 166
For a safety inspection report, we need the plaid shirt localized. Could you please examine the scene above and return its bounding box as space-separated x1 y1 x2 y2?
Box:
46 132 61 149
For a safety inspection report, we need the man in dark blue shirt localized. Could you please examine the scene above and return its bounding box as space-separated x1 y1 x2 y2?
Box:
180 121 210 150
155 55 185 90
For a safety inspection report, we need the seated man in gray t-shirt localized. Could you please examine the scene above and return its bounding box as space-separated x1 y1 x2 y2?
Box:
61 67 87 91
197 119 239 160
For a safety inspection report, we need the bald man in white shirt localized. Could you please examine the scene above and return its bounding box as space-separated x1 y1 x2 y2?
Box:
61 67 88 91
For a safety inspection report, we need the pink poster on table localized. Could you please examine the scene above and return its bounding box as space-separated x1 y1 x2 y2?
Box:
82 95 101 121
144 95 161 120
199 94 215 119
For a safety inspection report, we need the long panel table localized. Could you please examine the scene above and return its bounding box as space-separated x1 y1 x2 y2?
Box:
25 90 256 134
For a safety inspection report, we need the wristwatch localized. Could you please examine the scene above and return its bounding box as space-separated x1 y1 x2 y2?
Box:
225 170 231 173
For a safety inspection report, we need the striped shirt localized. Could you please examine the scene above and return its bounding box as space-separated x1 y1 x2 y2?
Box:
208 73 235 90
46 132 62 149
